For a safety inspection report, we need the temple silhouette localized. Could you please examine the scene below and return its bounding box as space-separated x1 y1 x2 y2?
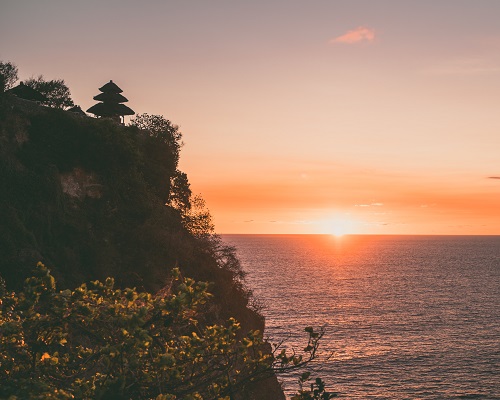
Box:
87 80 134 124
7 82 47 102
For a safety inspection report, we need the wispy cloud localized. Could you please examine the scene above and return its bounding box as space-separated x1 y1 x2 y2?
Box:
355 202 384 207
331 26 375 44
422 58 500 76
488 176 500 179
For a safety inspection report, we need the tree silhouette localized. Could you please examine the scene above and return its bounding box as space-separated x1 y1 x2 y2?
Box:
0 61 18 91
131 113 182 163
23 75 74 109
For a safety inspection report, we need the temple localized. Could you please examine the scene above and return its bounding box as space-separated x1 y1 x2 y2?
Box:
86 80 135 124
7 82 47 103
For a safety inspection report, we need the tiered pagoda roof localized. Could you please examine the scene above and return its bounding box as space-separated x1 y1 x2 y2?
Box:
87 80 134 123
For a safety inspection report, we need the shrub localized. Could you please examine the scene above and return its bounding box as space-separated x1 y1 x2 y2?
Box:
0 263 332 399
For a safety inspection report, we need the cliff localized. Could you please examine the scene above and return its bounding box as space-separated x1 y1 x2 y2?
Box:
0 93 285 399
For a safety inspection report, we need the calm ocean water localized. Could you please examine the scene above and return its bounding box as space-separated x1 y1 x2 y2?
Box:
222 235 500 399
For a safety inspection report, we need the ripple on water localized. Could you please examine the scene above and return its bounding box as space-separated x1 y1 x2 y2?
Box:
223 235 500 399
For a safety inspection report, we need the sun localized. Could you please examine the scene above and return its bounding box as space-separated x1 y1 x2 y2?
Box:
320 215 360 236
331 220 350 236
331 224 348 237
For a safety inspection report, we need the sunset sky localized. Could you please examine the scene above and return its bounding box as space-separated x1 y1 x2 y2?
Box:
2 0 500 234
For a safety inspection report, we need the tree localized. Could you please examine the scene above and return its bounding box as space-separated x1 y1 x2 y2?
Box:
183 194 215 237
23 75 74 109
168 170 192 212
166 171 215 237
131 113 183 167
131 113 182 148
0 61 18 91
0 263 333 399
130 114 184 202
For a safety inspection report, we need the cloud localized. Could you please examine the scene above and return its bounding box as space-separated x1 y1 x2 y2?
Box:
355 202 384 207
331 26 375 44
488 176 500 179
422 58 500 76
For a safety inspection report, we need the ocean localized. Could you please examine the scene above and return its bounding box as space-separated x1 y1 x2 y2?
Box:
222 235 500 399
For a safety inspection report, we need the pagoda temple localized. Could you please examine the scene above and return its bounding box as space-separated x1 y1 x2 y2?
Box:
86 80 135 124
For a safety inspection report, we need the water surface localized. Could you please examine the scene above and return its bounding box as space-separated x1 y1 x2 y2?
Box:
223 235 500 399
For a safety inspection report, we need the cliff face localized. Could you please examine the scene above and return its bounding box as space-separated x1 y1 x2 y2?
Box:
0 94 285 398
1 95 173 289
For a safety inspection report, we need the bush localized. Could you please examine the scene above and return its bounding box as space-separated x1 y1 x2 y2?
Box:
0 263 333 399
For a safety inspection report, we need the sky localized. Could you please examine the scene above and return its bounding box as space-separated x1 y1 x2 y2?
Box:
1 0 500 234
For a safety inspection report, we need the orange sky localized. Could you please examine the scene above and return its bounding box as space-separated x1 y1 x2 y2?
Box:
1 1 499 234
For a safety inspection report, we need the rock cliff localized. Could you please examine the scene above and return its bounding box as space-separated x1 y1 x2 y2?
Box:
0 93 285 399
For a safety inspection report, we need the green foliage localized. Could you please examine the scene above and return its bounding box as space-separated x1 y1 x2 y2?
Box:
0 61 18 91
23 75 74 109
1 264 331 399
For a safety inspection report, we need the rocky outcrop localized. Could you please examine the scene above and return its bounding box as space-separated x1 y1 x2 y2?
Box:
60 167 103 199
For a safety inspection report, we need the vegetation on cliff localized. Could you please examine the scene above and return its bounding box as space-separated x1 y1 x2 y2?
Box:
0 93 249 327
0 263 333 399
0 66 334 398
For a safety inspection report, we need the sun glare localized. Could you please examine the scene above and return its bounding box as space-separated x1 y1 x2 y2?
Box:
321 216 360 236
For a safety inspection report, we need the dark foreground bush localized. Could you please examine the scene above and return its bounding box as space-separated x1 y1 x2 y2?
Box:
0 263 335 400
